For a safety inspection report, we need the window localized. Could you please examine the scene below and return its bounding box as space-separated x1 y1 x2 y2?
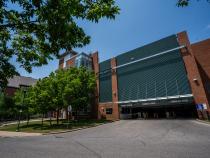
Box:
75 53 92 70
106 108 113 114
121 107 130 114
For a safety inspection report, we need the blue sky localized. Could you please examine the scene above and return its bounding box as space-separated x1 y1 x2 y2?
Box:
11 0 210 79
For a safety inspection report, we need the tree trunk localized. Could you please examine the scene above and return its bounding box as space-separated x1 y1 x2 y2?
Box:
49 111 52 126
41 113 44 129
26 113 30 127
56 109 59 125
74 110 77 120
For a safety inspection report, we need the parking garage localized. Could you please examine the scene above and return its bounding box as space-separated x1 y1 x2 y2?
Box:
98 33 210 120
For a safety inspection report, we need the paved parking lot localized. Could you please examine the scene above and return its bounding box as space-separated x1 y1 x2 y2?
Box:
0 119 210 158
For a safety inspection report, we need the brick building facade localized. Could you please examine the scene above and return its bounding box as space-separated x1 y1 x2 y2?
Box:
4 76 37 97
59 31 210 120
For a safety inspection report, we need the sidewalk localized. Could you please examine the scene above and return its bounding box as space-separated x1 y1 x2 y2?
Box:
0 131 42 137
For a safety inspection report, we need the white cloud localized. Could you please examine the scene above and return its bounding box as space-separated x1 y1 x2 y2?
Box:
206 24 210 29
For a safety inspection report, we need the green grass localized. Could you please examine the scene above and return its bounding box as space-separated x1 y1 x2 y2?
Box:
0 119 110 133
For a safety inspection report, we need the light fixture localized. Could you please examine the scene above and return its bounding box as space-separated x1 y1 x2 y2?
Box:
113 91 116 96
193 78 198 82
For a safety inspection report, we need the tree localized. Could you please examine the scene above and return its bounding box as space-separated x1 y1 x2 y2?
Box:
0 0 120 89
0 93 7 121
0 92 16 121
63 67 96 119
46 70 67 125
177 0 210 7
14 87 36 126
32 78 52 127
11 67 96 126
23 67 96 125
36 67 96 122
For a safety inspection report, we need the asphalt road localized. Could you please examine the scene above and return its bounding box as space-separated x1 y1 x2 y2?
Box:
0 119 210 158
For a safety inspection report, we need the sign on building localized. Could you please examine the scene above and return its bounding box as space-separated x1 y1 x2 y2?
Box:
196 103 207 110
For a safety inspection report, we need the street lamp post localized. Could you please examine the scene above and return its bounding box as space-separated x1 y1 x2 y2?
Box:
16 109 22 132
67 105 72 129
16 89 26 132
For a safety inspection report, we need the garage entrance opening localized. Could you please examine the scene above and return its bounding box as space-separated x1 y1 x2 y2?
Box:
120 104 197 119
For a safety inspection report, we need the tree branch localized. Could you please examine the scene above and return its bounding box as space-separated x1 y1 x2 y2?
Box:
0 20 38 28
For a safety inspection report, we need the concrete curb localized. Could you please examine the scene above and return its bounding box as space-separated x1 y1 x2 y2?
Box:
0 131 42 138
0 124 104 137
42 121 115 135
0 120 117 137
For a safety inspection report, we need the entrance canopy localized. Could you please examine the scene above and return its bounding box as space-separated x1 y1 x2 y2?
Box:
119 94 194 108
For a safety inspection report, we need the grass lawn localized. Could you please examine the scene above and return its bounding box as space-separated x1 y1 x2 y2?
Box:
0 119 110 133
199 119 210 124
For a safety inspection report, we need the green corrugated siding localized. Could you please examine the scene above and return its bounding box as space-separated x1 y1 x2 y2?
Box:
99 60 112 102
116 35 191 101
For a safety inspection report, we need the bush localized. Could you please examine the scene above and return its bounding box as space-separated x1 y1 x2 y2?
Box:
0 93 17 121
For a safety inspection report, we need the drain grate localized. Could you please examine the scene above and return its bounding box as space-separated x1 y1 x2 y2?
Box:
54 136 64 139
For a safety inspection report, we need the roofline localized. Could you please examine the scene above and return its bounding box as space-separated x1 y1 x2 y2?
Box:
99 33 179 64
59 50 78 59
6 86 19 89
191 38 210 46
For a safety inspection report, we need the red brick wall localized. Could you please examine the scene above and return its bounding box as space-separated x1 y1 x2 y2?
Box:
58 55 76 69
191 39 210 109
111 58 119 120
99 103 117 120
98 57 119 121
66 56 76 67
177 31 210 118
91 52 100 119
4 87 18 97
191 39 210 79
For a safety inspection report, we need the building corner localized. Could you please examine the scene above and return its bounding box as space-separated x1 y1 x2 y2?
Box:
177 31 210 119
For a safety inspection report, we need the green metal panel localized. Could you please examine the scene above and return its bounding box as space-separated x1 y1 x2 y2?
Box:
99 59 112 102
116 35 191 101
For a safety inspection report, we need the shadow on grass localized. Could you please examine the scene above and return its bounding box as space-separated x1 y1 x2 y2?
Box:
19 119 110 131
0 119 111 133
20 123 72 131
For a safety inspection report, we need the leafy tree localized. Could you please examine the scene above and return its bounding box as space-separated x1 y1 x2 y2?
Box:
177 0 210 7
14 87 36 126
32 78 52 127
63 67 96 119
0 0 120 89
46 70 66 124
0 93 16 121
11 67 96 126
0 93 6 120
32 67 96 123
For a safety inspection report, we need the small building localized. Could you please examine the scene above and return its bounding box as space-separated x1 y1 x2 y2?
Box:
5 76 37 97
59 31 210 120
